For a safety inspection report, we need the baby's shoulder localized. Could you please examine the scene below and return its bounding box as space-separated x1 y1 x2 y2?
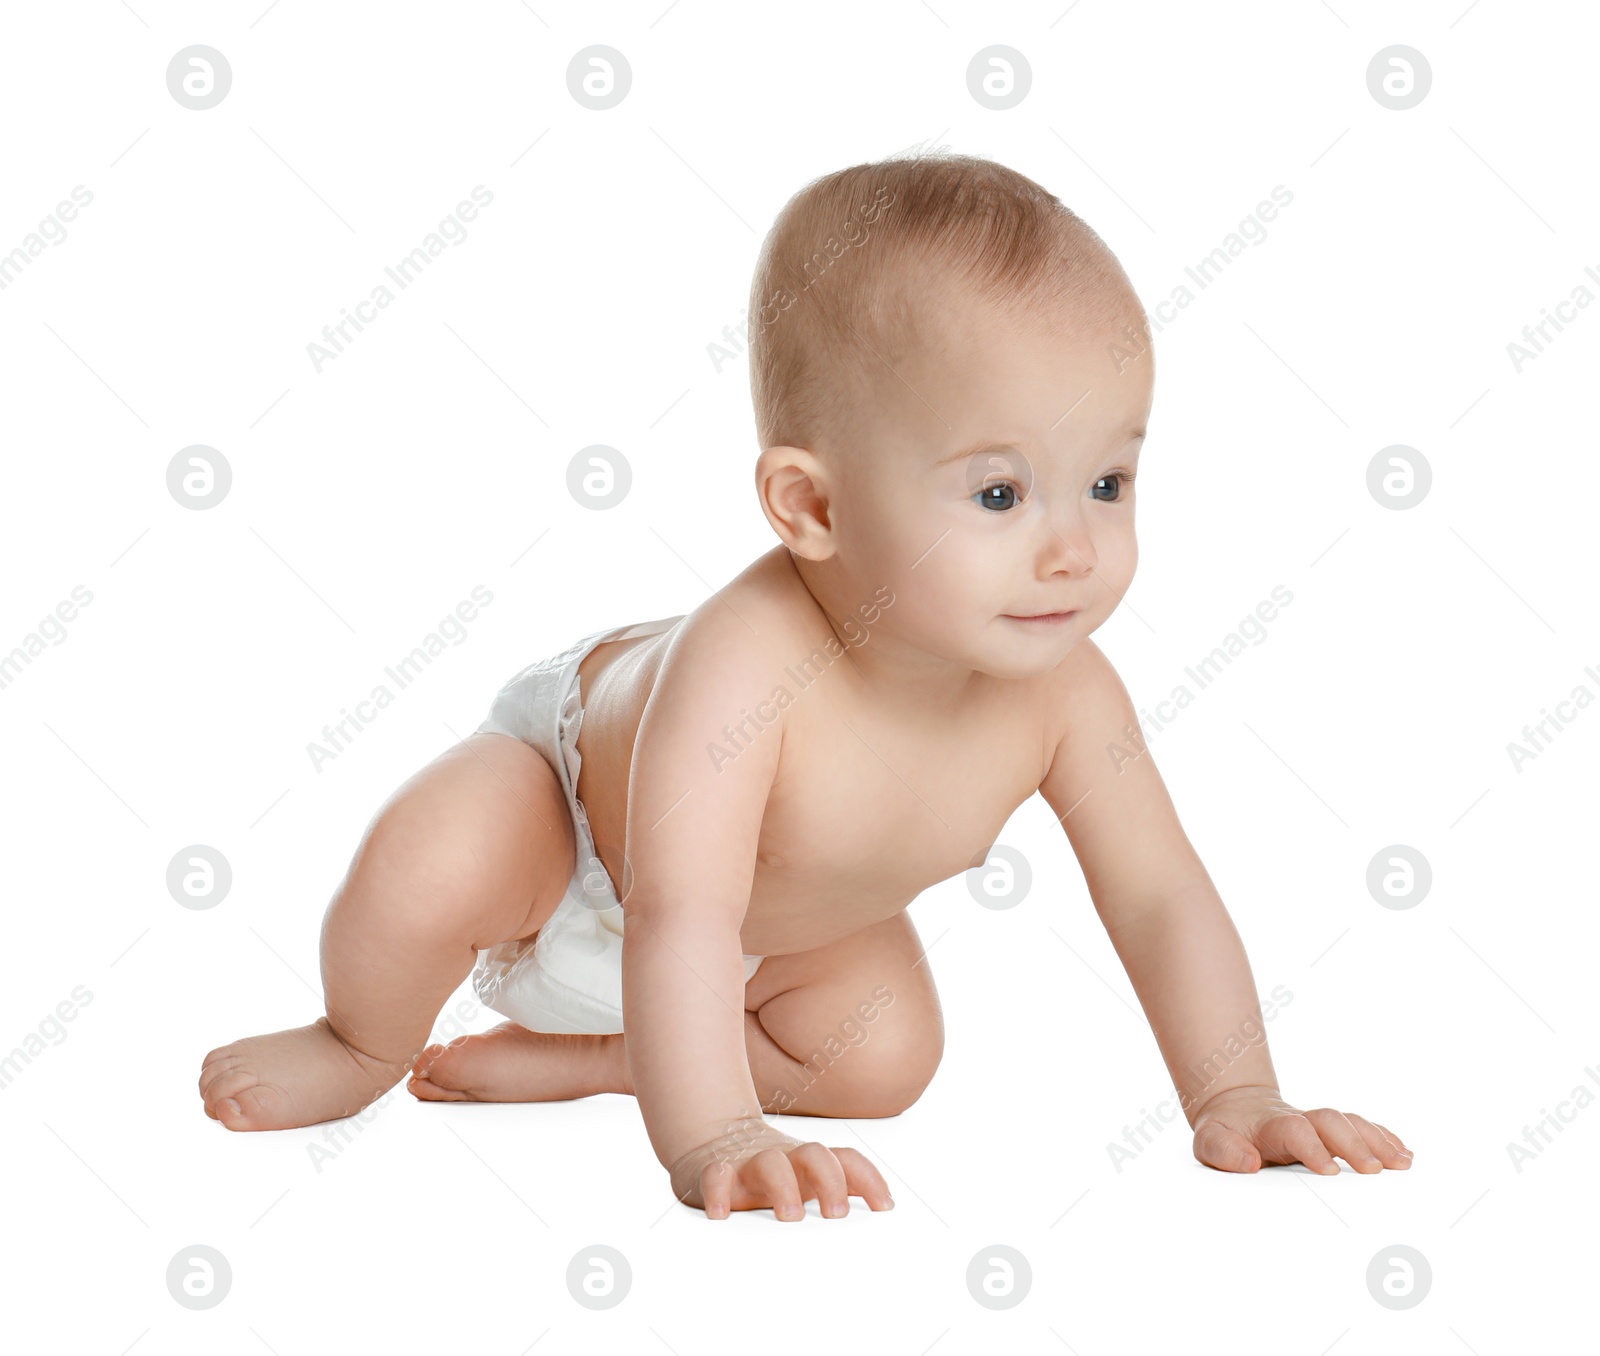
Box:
1039 636 1135 730
1035 636 1147 789
625 552 822 795
648 548 824 702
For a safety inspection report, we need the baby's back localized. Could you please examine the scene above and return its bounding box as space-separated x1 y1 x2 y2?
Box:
574 546 1069 957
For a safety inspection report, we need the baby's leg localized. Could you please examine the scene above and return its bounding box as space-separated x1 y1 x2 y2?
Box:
735 911 946 1118
197 732 575 1131
416 910 945 1118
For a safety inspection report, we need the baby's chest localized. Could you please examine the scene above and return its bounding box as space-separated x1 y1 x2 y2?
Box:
755 711 1048 896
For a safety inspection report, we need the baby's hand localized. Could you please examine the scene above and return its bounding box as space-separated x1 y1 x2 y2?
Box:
668 1116 895 1221
1191 1085 1413 1174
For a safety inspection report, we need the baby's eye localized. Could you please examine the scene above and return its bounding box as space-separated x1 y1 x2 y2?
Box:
973 481 1021 512
1091 472 1133 503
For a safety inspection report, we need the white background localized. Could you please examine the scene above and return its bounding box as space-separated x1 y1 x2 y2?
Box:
2 1 1595 1351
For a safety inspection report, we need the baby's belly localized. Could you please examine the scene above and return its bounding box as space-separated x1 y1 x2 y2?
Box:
734 859 952 956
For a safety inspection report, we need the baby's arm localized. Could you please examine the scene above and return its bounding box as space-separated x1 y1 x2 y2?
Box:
621 614 891 1218
1040 640 1413 1174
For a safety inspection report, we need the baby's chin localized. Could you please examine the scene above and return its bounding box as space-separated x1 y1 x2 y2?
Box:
973 652 1081 681
965 627 1088 680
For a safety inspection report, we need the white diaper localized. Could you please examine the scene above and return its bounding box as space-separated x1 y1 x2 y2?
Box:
470 616 766 1035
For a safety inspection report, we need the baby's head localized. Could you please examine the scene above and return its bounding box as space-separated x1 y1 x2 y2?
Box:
750 150 1153 680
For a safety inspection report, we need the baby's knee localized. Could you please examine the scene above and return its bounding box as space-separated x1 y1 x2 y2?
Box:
332 809 514 955
862 1026 943 1115
809 1018 943 1118
340 743 573 944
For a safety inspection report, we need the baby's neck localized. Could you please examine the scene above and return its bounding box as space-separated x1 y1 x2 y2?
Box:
780 548 989 714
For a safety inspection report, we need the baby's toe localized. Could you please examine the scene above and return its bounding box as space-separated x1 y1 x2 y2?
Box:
408 1071 471 1102
202 1069 289 1129
199 1062 246 1116
409 1042 483 1099
198 1047 241 1097
203 1063 258 1106
411 1043 448 1079
215 1082 280 1129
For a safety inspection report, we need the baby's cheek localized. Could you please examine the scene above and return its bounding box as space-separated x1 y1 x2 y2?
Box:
913 542 986 610
879 517 949 590
1103 525 1137 584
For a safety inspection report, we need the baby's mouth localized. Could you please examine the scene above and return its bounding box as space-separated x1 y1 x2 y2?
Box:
1002 610 1078 625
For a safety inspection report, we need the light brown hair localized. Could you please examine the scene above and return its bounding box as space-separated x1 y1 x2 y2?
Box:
747 149 1142 455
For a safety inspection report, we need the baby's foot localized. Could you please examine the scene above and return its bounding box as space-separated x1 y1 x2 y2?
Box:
408 1022 622 1103
199 1017 408 1131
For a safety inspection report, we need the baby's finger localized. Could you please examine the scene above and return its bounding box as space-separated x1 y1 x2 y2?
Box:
744 1147 805 1222
700 1159 735 1220
1193 1120 1263 1173
1368 1119 1413 1159
1256 1112 1340 1175
1303 1108 1384 1173
1346 1113 1413 1169
829 1146 895 1209
787 1143 850 1219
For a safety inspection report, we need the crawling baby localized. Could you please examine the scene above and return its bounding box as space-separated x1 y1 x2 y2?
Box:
199 150 1412 1219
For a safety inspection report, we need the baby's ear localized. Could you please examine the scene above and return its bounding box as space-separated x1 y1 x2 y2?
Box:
755 445 836 559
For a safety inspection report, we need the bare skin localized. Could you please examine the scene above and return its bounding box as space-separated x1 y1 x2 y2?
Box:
200 286 1412 1220
198 569 952 1142
199 731 576 1131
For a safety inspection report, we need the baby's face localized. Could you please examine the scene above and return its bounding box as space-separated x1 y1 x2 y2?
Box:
831 286 1153 679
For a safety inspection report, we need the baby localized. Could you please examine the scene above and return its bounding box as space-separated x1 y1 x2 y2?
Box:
198 151 1412 1220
